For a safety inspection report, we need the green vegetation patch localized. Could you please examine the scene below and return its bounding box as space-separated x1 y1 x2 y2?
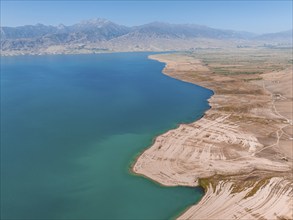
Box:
243 77 263 82
198 178 217 193
244 178 271 199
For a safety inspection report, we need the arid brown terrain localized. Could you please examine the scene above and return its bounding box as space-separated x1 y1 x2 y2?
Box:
133 48 293 219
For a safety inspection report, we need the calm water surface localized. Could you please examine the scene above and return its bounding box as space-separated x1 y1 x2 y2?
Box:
1 52 212 219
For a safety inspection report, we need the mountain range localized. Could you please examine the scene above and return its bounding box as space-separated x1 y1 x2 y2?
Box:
1 18 292 55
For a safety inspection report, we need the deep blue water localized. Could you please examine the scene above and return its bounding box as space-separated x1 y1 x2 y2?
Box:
1 52 213 219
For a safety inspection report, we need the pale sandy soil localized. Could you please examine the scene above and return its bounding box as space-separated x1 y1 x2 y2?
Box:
133 52 293 219
179 177 293 220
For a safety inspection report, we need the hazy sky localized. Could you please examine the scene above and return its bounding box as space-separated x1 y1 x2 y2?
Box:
1 1 292 34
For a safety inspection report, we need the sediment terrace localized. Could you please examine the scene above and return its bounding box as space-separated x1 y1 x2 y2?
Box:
133 49 293 219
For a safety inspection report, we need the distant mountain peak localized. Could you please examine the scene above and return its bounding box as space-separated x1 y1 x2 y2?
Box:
79 18 111 27
57 24 66 29
145 21 170 25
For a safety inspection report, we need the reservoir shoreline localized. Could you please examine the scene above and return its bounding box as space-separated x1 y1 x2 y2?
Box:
133 52 293 219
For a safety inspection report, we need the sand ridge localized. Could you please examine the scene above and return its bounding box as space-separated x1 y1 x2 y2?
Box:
133 51 293 219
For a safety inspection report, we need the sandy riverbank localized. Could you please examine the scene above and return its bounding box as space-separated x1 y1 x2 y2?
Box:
133 51 293 219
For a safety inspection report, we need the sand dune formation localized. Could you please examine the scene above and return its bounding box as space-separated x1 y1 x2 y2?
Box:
133 50 293 219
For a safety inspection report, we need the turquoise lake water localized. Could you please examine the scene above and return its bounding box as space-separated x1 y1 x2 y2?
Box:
1 52 213 219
